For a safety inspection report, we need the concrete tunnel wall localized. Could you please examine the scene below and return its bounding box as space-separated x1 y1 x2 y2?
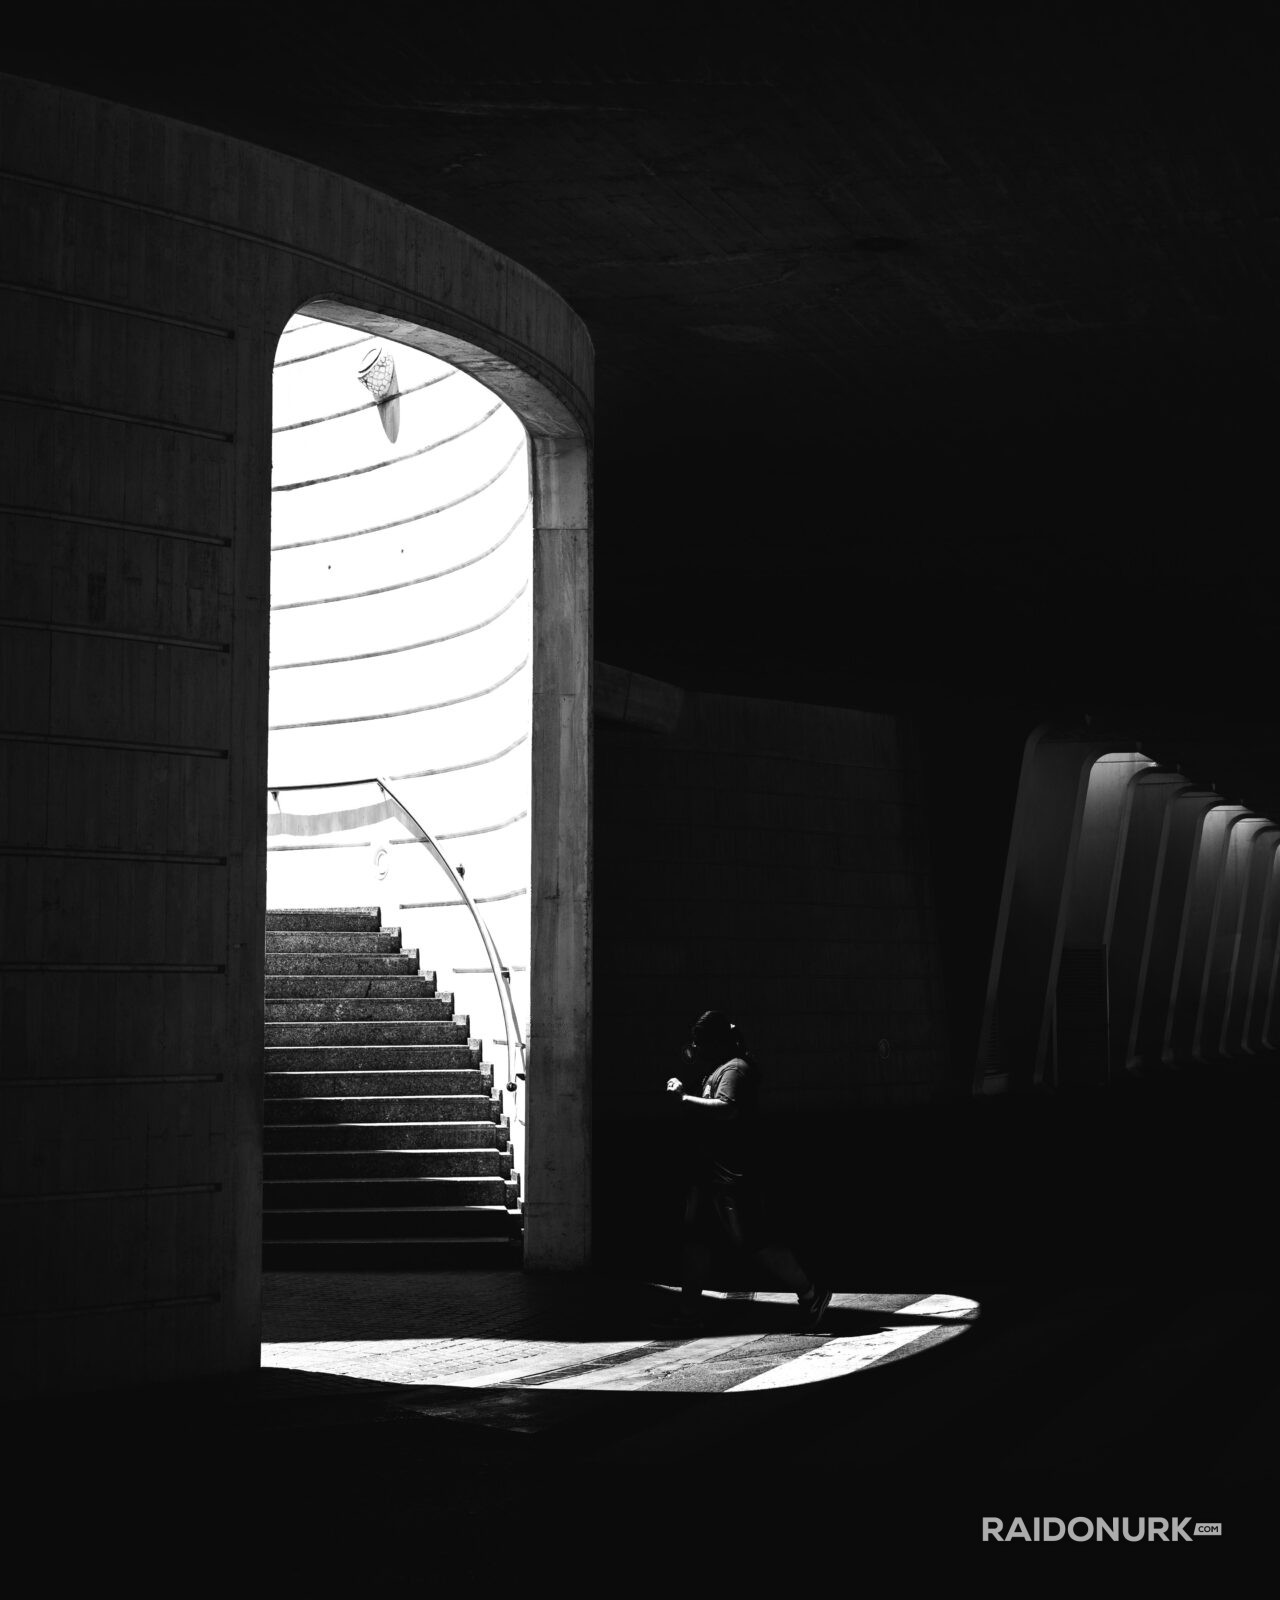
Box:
0 75 593 1396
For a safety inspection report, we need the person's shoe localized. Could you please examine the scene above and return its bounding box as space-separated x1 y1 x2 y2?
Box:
798 1285 833 1331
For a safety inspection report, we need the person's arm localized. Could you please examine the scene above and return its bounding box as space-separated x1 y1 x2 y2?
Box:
665 1067 741 1117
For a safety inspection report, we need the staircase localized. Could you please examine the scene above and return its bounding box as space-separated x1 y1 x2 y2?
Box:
263 907 522 1268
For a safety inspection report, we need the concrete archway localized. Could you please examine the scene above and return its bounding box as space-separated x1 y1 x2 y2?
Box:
267 300 592 1271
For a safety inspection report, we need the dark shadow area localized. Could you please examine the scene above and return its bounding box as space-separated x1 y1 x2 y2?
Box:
595 1056 1279 1288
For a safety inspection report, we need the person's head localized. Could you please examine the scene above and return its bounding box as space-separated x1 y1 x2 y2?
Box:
685 1010 744 1068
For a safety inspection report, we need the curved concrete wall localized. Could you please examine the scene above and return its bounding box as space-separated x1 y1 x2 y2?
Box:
0 75 593 1394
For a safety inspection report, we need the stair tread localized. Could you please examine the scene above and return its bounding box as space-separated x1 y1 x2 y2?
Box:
266 1006 458 1016
266 1068 483 1077
265 1045 477 1053
265 1236 516 1245
265 1174 506 1184
262 1203 513 1214
265 977 439 985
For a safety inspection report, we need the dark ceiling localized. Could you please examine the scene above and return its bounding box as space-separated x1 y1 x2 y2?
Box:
9 4 1279 792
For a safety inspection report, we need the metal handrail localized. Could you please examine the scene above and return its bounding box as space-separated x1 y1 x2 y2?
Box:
267 776 527 1092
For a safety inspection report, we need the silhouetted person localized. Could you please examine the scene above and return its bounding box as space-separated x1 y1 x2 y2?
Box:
662 1011 831 1333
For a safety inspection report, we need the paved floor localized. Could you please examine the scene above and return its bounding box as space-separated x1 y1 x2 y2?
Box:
262 1275 977 1394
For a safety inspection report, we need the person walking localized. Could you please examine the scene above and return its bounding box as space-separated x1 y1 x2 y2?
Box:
661 1010 831 1333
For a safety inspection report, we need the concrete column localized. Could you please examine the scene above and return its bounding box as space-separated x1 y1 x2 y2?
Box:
974 729 1115 1093
1242 852 1280 1053
1128 790 1219 1071
1163 805 1245 1065
1223 827 1280 1055
1195 816 1271 1061
1055 752 1154 1086
526 436 593 1268
1106 769 1192 1075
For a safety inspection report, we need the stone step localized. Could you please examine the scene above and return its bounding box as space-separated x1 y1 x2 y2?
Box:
265 930 403 952
266 952 420 975
264 1043 480 1071
264 1120 506 1151
263 1239 522 1270
263 1204 517 1241
264 1069 489 1097
265 1020 469 1046
265 976 441 999
266 908 382 932
265 1176 514 1208
263 1095 499 1124
266 998 457 1022
264 1147 512 1178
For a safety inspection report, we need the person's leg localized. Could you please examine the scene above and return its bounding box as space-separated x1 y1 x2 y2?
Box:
680 1183 712 1314
741 1187 831 1326
713 1187 810 1293
761 1240 832 1327
754 1243 812 1296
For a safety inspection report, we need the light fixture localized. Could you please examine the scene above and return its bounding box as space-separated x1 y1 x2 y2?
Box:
357 343 400 442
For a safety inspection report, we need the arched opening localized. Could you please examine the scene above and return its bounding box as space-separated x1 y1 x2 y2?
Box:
264 311 533 1266
262 299 593 1275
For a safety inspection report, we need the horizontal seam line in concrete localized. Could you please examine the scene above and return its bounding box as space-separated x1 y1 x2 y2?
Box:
0 962 227 973
0 1074 225 1086
271 495 530 606
0 1294 220 1320
272 371 455 429
271 402 503 490
0 277 236 337
0 389 232 441
270 447 524 549
273 332 370 366
388 729 529 780
268 654 527 727
0 846 227 864
269 578 527 668
0 731 229 757
0 1183 221 1204
0 616 229 652
400 887 528 906
0 504 229 546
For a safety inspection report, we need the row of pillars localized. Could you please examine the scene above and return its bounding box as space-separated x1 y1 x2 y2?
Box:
976 730 1280 1092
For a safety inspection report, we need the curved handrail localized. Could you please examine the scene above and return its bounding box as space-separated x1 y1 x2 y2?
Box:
267 777 527 1092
